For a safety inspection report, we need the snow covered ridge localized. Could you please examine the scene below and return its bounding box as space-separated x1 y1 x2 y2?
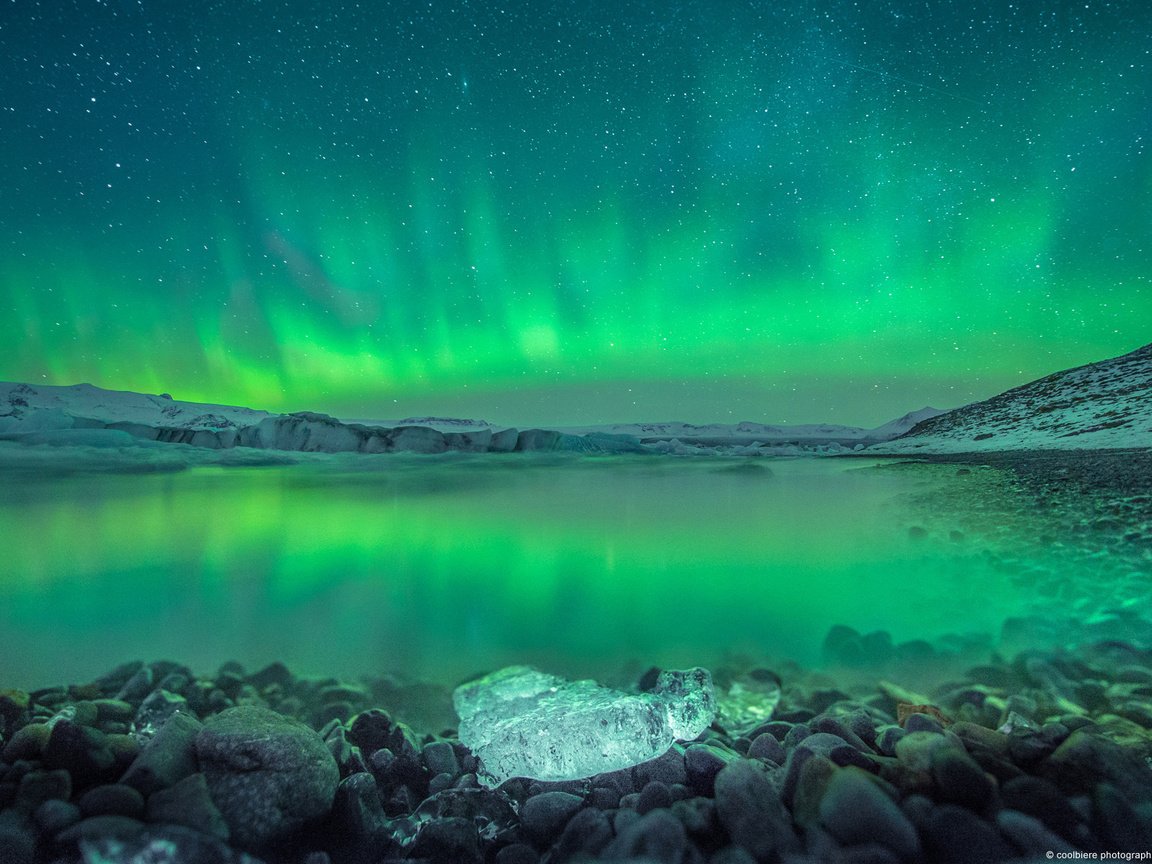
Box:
869 342 1152 454
0 379 944 456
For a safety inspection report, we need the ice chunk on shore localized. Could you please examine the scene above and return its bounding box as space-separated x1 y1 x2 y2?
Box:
453 665 715 786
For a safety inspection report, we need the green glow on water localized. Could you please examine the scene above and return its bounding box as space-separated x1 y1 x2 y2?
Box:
0 457 1084 689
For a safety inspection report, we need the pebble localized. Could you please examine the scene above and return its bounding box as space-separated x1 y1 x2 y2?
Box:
552 806 613 861
1 723 49 762
54 814 147 845
407 816 480 863
146 771 230 841
33 799 80 835
41 720 115 788
894 731 960 772
996 809 1077 857
636 779 672 814
422 740 459 777
519 791 584 846
918 803 1013 864
875 725 906 757
496 842 540 864
77 783 145 819
929 747 996 812
602 808 689 862
746 732 785 764
1093 781 1152 850
714 758 799 860
120 710 202 797
791 754 838 828
633 744 688 788
684 743 736 795
15 769 71 809
1001 776 1087 845
903 713 945 734
818 766 920 861
0 816 35 864
1044 727 1152 801
671 795 715 835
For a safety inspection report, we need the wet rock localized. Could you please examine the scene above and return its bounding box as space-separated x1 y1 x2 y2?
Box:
552 806 614 862
930 747 996 812
41 719 116 788
195 705 339 849
791 754 839 828
248 661 293 691
1043 727 1152 801
634 744 689 788
423 740 459 777
1001 776 1089 846
672 795 715 836
34 799 81 834
893 731 961 772
602 808 689 862
324 724 367 777
92 699 134 724
146 771 230 840
1093 782 1152 850
783 722 813 749
496 842 540 864
812 715 872 753
714 758 799 860
15 769 71 810
55 814 148 845
77 783 145 819
1 723 49 762
919 803 1013 864
0 814 35 864
325 772 399 863
708 847 758 864
903 713 945 735
413 787 519 846
997 809 1077 857
684 743 737 796
0 690 30 738
746 732 785 764
347 709 420 761
408 816 481 863
519 790 585 846
950 721 1010 757
120 710 202 797
77 824 264 864
875 725 906 757
133 690 189 742
819 766 919 860
637 779 673 814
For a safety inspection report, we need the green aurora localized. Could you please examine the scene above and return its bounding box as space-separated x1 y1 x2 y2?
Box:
2 0 1149 425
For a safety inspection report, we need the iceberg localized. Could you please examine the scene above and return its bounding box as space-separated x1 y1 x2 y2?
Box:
453 665 715 787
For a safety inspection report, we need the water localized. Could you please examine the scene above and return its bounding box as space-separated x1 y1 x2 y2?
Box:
0 454 1144 690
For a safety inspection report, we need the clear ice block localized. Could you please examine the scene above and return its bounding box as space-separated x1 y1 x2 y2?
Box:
453 665 715 787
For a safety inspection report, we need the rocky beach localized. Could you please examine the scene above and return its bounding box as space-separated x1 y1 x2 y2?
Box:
2 631 1152 864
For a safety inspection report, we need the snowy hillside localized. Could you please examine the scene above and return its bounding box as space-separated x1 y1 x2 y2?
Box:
567 409 946 446
870 343 1152 454
0 382 272 433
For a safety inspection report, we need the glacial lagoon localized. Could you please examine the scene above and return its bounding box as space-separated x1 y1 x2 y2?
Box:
1 453 1147 691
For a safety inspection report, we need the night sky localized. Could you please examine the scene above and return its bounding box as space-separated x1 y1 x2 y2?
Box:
2 0 1149 426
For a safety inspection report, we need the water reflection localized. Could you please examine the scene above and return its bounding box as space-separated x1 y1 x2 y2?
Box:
0 455 1128 689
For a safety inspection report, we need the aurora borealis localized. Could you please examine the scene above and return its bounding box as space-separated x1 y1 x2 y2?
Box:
2 0 1149 425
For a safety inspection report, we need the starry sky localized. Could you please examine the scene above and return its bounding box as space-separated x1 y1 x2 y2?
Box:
1 0 1149 426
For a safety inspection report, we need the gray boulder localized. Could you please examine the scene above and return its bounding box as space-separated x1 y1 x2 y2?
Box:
195 706 339 850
